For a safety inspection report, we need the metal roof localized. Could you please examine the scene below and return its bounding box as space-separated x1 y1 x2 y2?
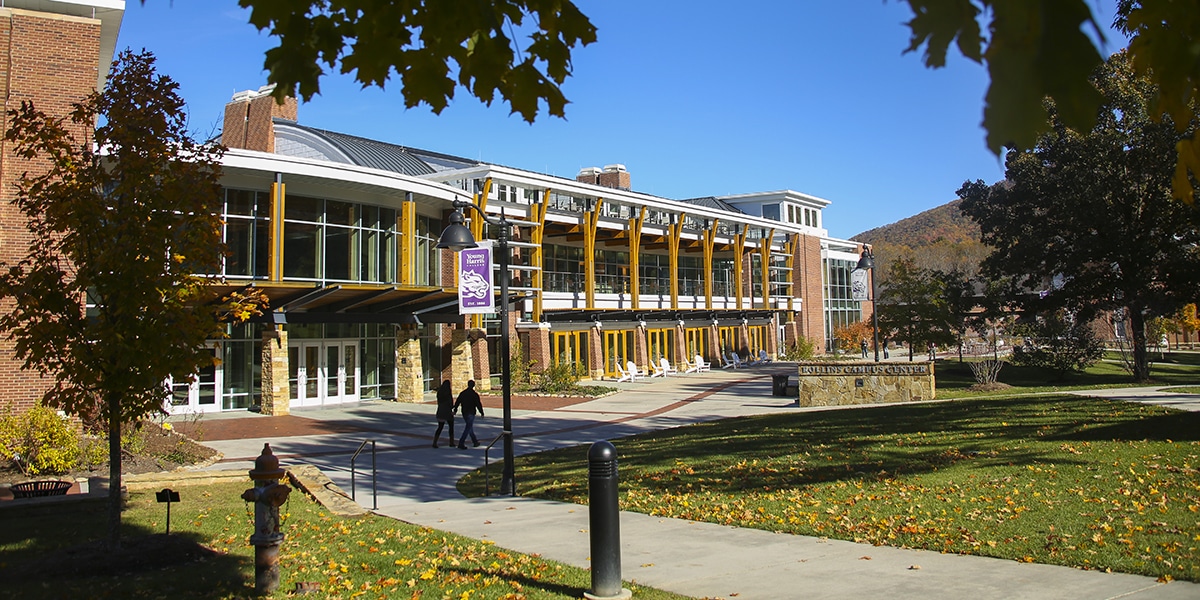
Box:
680 196 747 215
277 122 475 177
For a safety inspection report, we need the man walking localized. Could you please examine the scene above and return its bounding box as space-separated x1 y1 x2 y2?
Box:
452 380 484 449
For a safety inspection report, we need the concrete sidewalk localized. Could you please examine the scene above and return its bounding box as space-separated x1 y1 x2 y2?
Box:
192 369 1200 600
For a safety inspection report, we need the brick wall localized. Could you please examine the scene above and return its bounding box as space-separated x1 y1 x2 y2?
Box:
0 9 102 413
793 233 826 353
223 91 297 152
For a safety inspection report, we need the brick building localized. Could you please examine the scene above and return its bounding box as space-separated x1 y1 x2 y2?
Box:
0 0 124 413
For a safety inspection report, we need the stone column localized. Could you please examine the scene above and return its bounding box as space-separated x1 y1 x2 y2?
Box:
634 323 649 373
766 316 779 357
706 324 721 365
737 322 751 356
526 323 552 375
394 325 424 403
259 327 290 416
588 325 605 380
469 328 491 392
450 326 474 390
673 322 689 370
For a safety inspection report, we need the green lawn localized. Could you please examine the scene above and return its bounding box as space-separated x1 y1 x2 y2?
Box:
463 396 1200 582
1 481 690 599
935 353 1200 398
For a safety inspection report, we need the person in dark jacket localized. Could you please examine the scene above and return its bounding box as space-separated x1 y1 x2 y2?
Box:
432 380 455 448
452 380 484 449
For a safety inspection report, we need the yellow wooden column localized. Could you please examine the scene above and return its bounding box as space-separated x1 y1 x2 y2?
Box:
583 198 604 309
399 192 415 285
758 228 775 309
702 219 720 309
667 212 686 309
733 227 747 310
268 177 286 282
628 206 646 309
531 190 550 322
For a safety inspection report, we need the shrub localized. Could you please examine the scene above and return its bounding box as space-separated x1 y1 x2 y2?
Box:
0 405 83 476
969 359 1005 385
1011 315 1104 379
538 361 581 394
780 337 817 361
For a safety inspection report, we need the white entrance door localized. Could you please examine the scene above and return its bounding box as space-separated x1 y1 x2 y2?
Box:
289 340 360 406
167 347 222 414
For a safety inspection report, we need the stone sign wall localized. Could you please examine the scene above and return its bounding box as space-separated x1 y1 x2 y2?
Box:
796 362 935 407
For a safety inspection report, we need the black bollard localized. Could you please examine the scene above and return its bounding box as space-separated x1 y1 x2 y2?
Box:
586 441 631 600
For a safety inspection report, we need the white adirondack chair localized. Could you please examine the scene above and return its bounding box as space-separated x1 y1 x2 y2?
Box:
626 360 644 380
615 362 632 382
694 354 710 372
649 360 666 377
660 357 678 376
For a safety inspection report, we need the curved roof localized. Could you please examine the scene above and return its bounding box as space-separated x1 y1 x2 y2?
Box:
275 121 479 177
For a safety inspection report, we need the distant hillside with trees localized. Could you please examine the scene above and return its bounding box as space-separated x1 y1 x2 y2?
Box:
850 199 989 284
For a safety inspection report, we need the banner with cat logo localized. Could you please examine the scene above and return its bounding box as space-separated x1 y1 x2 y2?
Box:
458 240 494 314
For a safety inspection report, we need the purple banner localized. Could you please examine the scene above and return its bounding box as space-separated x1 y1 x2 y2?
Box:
458 240 494 314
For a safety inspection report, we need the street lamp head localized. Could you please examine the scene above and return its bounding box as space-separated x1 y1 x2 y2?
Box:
857 248 875 271
436 207 477 251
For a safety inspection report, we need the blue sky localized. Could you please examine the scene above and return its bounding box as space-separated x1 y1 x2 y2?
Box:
117 1 1128 240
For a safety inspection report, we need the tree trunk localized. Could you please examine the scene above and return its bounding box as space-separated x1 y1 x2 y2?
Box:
107 391 122 549
1128 308 1150 382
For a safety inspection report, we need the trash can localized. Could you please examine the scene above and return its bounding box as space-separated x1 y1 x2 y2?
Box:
771 374 789 396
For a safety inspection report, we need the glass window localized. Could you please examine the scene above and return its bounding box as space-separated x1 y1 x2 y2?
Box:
326 200 356 226
225 219 253 277
325 226 355 281
285 195 323 222
284 222 321 279
227 189 258 216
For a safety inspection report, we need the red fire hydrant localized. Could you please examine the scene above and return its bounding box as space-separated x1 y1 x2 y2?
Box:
242 443 291 595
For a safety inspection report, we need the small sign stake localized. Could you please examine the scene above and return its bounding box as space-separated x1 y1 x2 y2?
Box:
156 488 180 534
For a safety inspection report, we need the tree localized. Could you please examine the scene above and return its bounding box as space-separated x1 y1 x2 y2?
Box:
958 51 1200 382
833 320 873 356
940 268 978 362
903 0 1200 202
1010 312 1104 380
876 256 958 361
235 0 597 123
1173 303 1200 346
0 50 261 547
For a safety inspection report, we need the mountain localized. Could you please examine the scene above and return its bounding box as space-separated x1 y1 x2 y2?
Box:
850 200 989 279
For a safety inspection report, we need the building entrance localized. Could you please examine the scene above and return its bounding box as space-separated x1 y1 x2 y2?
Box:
289 339 360 407
168 346 221 414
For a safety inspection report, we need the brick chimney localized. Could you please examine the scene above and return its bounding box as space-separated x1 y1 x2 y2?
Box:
222 84 298 153
576 166 602 185
576 164 631 190
598 164 630 190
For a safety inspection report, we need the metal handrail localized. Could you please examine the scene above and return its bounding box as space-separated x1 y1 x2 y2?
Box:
483 430 510 497
349 439 377 510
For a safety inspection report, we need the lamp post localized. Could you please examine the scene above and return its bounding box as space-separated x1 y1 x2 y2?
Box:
856 248 880 363
437 199 515 495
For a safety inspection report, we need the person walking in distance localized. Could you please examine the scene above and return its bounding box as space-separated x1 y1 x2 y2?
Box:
452 380 484 449
432 380 455 448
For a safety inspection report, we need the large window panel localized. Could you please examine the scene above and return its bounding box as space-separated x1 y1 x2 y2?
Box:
325 226 355 281
225 219 253 277
284 222 321 279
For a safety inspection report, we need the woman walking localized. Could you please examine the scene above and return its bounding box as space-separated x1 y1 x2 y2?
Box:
432 380 455 448
452 380 484 449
